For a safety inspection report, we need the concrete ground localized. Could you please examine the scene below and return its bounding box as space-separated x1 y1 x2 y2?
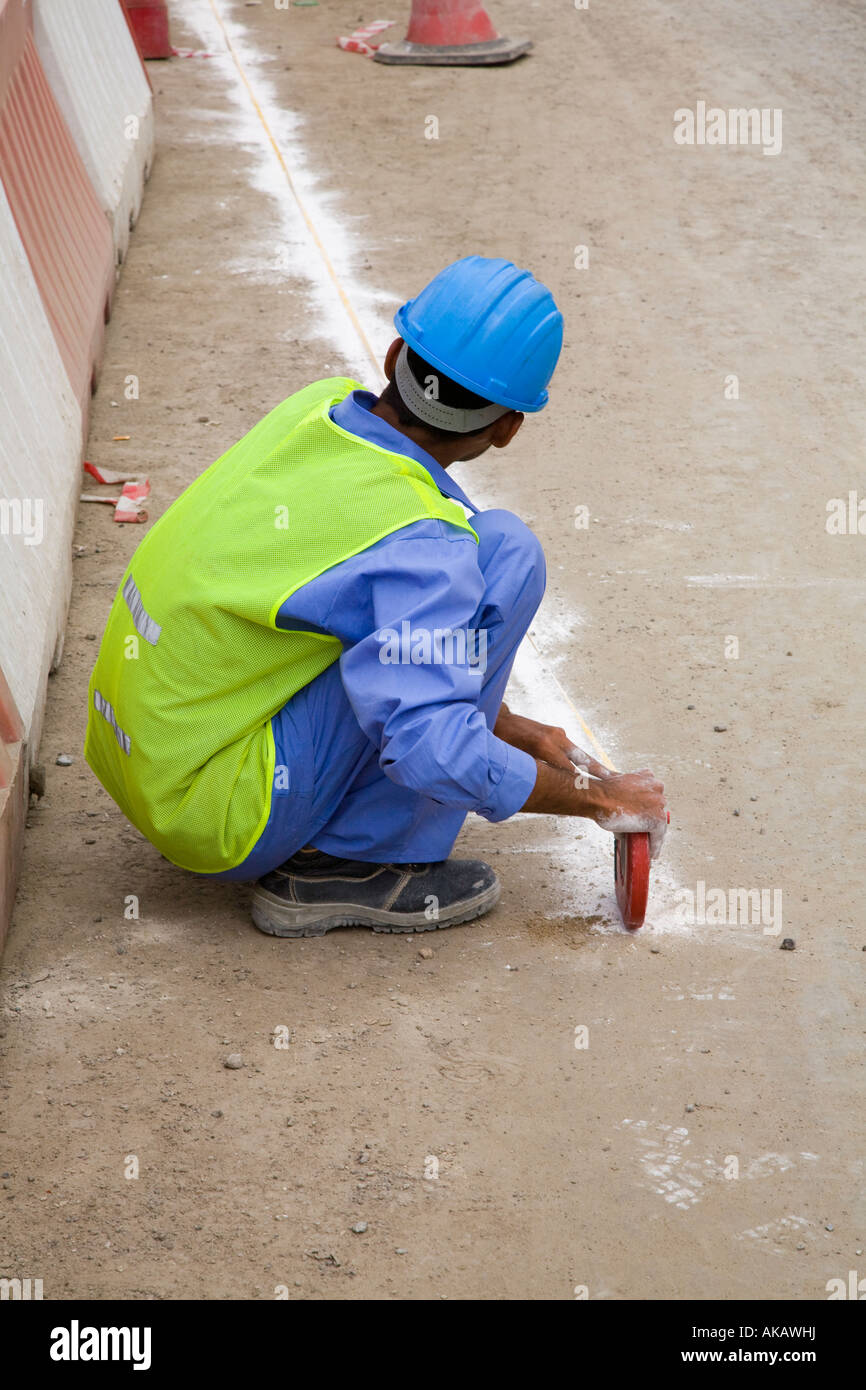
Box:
1 0 863 1299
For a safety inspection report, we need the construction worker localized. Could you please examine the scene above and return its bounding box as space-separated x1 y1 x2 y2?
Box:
85 257 666 937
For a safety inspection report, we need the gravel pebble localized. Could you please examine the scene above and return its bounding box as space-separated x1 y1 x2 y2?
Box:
223 1054 243 1070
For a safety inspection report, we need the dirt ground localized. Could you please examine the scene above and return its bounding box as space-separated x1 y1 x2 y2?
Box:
1 0 864 1300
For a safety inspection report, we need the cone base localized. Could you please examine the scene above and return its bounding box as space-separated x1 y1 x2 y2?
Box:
373 36 531 66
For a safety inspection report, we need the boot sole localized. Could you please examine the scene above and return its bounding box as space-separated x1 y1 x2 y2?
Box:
250 878 500 938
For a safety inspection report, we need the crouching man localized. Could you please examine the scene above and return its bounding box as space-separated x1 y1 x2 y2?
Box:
85 256 666 936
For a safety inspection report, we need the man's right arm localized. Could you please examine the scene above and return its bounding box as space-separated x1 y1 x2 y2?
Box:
521 760 668 856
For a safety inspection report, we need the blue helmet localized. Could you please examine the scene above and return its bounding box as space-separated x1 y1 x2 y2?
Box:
394 256 563 413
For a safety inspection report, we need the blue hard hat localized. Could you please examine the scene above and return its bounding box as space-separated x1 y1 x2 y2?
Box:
394 256 563 413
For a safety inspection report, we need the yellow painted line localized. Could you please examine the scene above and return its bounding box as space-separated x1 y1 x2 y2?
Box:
206 0 615 771
207 0 384 384
553 671 616 769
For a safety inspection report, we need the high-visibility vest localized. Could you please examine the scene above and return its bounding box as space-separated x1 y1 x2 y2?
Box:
84 378 478 873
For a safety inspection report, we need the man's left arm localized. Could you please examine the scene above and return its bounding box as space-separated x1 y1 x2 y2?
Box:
324 527 538 822
494 702 611 778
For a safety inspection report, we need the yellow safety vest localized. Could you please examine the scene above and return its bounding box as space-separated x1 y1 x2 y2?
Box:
84 378 478 872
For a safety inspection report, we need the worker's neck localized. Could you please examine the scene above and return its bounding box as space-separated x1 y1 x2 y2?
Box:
369 396 457 469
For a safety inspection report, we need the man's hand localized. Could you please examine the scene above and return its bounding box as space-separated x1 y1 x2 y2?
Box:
591 769 668 858
521 760 668 856
494 705 611 778
504 698 668 859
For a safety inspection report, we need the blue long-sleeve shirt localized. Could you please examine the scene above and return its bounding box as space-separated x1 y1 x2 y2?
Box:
273 389 538 823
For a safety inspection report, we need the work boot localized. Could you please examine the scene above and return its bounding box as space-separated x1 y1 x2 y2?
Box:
251 847 500 938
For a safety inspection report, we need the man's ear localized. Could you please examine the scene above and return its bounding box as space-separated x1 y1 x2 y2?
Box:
491 410 524 449
383 337 404 382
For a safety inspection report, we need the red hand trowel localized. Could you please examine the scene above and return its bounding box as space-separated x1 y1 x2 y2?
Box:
614 811 670 929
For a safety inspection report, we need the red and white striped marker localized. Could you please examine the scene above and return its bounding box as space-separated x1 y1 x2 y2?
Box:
82 462 150 523
337 20 396 56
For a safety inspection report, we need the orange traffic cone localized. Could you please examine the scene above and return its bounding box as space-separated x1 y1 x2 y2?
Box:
374 0 530 65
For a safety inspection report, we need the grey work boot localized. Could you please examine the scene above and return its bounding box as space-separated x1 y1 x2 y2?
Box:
251 848 500 938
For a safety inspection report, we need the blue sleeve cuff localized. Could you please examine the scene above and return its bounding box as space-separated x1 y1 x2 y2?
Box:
475 740 537 823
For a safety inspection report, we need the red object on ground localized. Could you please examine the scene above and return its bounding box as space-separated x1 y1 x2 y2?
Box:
0 0 114 434
0 662 26 955
614 811 670 930
374 0 530 64
614 832 650 930
121 1 171 60
337 20 396 57
81 460 150 522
